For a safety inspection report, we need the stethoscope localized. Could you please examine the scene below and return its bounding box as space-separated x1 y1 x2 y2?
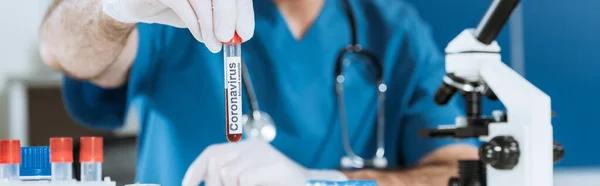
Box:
241 0 388 169
241 61 277 142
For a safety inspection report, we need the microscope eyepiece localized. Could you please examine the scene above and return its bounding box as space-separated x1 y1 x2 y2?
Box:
474 0 520 45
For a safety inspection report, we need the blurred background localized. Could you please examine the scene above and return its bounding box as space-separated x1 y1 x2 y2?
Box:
0 0 598 186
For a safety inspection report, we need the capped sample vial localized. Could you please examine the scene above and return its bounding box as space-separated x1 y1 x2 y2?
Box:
224 33 243 142
50 137 73 181
0 140 21 181
20 146 52 181
79 137 103 182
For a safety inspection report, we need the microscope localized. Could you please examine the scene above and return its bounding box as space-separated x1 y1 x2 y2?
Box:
420 0 565 186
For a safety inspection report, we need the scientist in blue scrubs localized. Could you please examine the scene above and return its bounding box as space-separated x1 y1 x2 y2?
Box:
39 0 478 185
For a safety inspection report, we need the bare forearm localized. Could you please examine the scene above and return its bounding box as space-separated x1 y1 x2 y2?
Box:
344 164 458 186
40 0 135 80
344 145 479 186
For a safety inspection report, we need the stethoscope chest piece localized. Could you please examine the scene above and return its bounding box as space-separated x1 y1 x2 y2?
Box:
243 110 277 142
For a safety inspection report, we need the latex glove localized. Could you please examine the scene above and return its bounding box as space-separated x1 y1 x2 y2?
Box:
182 139 348 186
102 0 254 53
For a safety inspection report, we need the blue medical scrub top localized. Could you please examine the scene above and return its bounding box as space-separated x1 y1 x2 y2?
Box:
62 0 477 185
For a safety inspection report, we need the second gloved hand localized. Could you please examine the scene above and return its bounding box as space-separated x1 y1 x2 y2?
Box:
102 0 254 53
182 139 348 186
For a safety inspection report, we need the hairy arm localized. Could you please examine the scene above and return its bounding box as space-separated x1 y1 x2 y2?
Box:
344 144 478 186
40 0 138 88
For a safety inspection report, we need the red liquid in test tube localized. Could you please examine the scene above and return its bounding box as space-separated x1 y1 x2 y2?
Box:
224 33 243 142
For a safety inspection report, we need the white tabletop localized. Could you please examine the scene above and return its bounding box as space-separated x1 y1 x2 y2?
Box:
554 167 600 186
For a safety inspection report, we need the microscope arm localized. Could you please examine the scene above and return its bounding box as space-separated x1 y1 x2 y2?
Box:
480 60 551 127
479 57 554 186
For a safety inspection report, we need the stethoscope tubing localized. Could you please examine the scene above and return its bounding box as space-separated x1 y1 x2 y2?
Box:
334 46 388 169
241 0 388 169
241 60 261 117
335 0 388 169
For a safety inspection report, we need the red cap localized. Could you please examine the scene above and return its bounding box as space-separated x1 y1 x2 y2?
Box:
80 137 103 163
224 33 242 44
0 140 21 164
50 137 73 163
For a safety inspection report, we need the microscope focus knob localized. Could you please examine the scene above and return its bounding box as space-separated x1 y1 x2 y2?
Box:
480 136 520 170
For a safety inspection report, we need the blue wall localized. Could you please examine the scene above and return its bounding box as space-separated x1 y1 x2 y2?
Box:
406 0 512 61
408 0 600 167
523 0 600 167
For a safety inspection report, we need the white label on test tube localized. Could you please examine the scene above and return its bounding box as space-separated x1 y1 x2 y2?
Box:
225 56 243 135
80 162 102 182
52 163 73 181
0 164 20 181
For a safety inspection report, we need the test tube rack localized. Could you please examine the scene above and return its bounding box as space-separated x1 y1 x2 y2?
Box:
1 179 116 186
0 137 156 186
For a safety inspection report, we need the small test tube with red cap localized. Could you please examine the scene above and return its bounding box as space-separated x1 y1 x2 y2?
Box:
0 140 21 181
79 137 103 181
224 33 243 142
50 137 73 181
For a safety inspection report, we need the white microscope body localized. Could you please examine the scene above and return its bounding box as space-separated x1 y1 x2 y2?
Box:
446 28 554 186
420 1 562 185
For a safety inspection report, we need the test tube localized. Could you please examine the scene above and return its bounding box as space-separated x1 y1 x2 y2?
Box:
79 137 103 182
224 33 243 142
0 140 21 181
50 137 73 181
